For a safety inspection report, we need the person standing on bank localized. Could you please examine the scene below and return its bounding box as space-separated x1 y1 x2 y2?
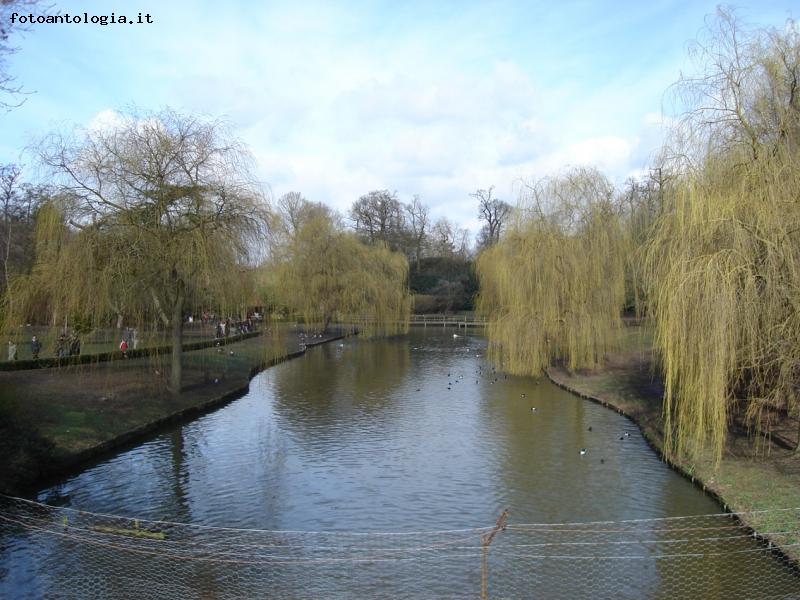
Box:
56 333 66 358
30 335 41 360
7 340 17 361
69 333 81 356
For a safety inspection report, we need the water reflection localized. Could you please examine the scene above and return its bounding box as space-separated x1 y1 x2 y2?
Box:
270 338 411 432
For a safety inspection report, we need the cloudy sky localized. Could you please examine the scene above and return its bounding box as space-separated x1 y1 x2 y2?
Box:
1 0 796 236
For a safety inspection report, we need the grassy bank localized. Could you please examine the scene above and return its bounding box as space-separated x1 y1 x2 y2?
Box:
546 325 800 562
0 327 343 494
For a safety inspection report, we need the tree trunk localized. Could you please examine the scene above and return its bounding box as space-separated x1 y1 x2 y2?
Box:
150 287 171 327
795 417 800 455
3 205 12 313
169 291 184 394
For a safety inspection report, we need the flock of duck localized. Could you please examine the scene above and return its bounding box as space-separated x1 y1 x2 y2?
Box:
349 332 636 461
419 333 638 460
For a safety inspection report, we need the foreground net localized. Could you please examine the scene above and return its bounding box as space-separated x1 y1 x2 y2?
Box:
1 496 799 599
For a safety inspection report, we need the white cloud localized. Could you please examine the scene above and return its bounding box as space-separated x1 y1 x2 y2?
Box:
7 0 688 241
85 36 669 238
87 108 124 133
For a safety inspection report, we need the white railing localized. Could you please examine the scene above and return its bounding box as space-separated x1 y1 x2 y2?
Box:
407 314 487 327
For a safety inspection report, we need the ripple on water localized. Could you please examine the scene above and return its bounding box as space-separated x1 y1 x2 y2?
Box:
3 331 795 598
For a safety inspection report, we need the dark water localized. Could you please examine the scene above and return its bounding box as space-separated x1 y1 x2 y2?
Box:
1 330 798 598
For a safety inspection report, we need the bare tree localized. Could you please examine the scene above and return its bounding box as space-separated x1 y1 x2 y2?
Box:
0 164 23 295
668 8 800 164
350 190 404 248
430 217 457 257
271 191 338 255
0 164 40 303
276 191 308 240
403 195 428 268
455 226 472 259
473 186 511 249
0 0 46 109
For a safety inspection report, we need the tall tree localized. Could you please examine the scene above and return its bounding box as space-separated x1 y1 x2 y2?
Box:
12 108 269 392
270 191 338 255
642 11 800 462
273 212 411 335
403 195 429 268
350 190 404 249
473 186 511 248
668 8 800 164
1 164 23 295
455 226 472 259
0 165 42 318
276 191 308 240
477 167 626 375
429 217 458 257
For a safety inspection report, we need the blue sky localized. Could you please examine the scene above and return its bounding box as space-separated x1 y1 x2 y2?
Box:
1 0 796 235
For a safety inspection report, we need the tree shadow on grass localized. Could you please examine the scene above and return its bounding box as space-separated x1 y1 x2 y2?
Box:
0 395 55 494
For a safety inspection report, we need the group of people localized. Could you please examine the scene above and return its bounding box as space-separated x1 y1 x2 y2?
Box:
214 317 256 339
55 332 82 358
5 316 261 362
5 332 80 361
200 310 261 325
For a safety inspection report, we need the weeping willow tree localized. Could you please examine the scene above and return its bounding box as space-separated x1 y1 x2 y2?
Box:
476 167 628 375
4 108 269 392
640 10 800 462
269 211 411 336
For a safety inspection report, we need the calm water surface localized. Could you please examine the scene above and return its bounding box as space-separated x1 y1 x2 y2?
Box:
1 330 798 598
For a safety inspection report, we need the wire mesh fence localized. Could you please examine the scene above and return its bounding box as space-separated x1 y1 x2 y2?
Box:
1 496 799 599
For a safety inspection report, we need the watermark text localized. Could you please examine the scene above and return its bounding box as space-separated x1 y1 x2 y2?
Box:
9 12 154 26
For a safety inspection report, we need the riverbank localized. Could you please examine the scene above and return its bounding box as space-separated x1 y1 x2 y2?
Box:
0 327 345 494
545 325 800 563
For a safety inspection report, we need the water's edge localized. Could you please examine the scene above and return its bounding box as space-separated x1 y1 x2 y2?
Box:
13 334 346 495
545 367 800 569
11 332 797 570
